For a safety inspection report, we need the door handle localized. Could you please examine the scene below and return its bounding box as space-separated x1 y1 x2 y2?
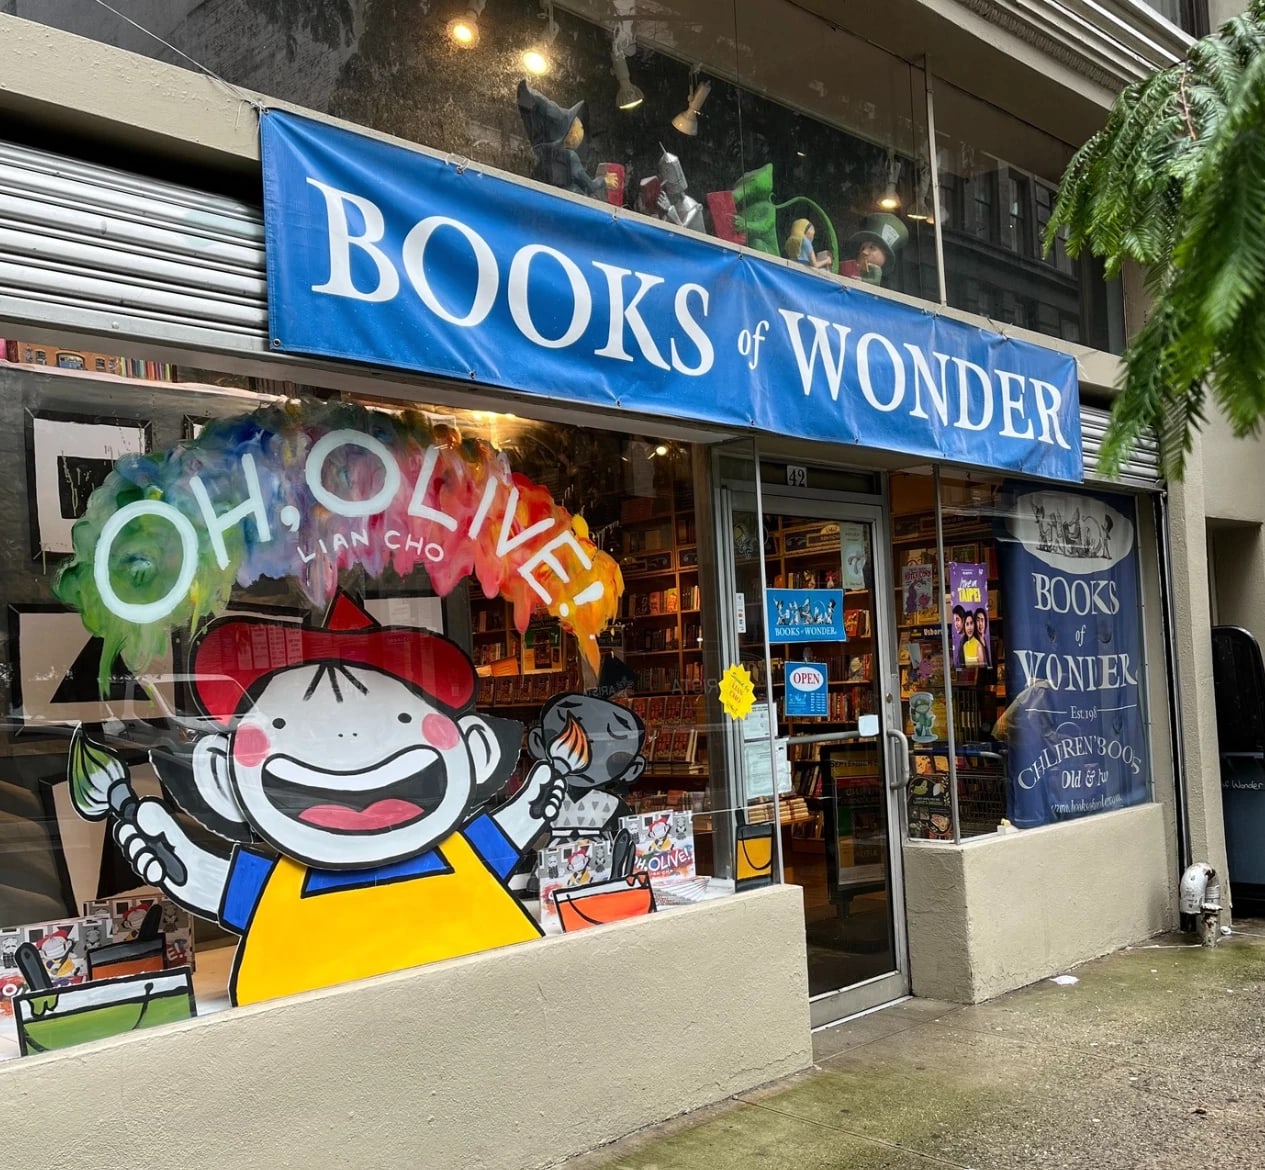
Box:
885 727 912 791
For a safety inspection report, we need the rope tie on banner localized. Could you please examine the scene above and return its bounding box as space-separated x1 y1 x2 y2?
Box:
87 0 264 122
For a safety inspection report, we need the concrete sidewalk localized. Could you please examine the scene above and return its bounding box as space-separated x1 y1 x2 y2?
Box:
564 926 1265 1169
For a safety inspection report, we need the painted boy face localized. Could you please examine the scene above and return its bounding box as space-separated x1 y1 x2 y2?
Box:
227 662 499 869
40 936 70 962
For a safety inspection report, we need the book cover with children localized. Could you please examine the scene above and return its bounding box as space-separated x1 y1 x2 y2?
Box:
537 837 612 934
620 810 696 885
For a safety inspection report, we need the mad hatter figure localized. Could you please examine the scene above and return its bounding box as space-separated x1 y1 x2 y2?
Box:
842 212 909 286
516 79 616 199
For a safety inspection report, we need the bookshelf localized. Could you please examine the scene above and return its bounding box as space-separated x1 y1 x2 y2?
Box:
891 515 1008 838
742 516 884 863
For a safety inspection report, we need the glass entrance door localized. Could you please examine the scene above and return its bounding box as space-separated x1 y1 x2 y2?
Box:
722 490 909 1024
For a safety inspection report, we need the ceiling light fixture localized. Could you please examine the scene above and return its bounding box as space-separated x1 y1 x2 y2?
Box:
522 1 558 75
610 35 643 110
447 0 485 48
672 76 711 136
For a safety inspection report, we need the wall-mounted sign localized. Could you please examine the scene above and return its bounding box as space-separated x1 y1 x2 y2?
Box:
766 589 846 642
52 401 623 683
997 486 1147 828
785 661 828 717
261 111 1082 481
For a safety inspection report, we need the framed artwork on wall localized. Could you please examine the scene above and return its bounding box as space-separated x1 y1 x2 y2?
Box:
8 605 176 729
25 411 151 557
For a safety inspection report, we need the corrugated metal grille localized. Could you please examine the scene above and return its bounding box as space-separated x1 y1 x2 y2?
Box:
0 140 268 348
0 141 1164 490
1080 405 1163 489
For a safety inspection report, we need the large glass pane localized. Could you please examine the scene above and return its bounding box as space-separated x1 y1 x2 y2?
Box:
0 338 769 1054
932 78 1124 353
937 471 1154 835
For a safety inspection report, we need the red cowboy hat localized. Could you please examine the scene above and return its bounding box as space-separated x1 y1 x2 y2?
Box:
192 592 475 725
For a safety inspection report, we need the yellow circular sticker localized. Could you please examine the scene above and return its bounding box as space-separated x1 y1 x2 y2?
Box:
719 663 756 721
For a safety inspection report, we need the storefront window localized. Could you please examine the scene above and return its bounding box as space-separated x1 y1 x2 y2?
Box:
931 79 1124 354
0 344 772 1055
891 470 1155 842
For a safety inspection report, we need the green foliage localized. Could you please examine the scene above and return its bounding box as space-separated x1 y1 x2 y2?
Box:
1047 1 1265 478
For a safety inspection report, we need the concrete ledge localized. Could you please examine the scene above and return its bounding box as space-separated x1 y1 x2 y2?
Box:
905 803 1174 1002
0 883 810 1169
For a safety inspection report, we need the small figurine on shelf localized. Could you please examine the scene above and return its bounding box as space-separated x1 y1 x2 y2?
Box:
516 79 618 199
656 146 705 232
841 213 909 286
784 218 832 270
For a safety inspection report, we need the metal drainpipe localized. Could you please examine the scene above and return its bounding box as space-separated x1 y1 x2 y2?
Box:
1157 491 1191 872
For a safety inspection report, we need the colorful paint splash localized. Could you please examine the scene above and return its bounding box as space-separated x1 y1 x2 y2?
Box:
53 401 623 689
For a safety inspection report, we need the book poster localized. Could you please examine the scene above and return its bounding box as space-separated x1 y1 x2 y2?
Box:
766 589 846 642
538 837 612 934
996 485 1148 828
949 563 990 668
902 563 933 619
840 523 868 590
620 811 697 884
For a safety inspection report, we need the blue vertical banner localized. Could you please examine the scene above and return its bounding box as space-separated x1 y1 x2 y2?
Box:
997 484 1148 828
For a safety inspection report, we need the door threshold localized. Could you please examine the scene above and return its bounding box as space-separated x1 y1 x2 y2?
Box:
811 994 912 1033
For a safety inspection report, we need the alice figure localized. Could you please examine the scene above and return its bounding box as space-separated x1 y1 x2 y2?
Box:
784 219 832 270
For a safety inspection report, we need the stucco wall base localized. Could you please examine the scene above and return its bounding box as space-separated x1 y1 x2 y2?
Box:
905 803 1174 1003
0 884 810 1170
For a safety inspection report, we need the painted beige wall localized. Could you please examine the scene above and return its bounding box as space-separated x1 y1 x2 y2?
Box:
0 886 811 1168
905 803 1173 1002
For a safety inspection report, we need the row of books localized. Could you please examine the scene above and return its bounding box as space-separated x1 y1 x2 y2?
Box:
627 694 702 725
644 727 700 766
3 339 174 381
475 670 578 707
473 606 508 632
624 521 674 554
746 795 812 825
843 609 872 638
475 641 512 665
775 569 841 590
626 585 701 616
628 789 709 815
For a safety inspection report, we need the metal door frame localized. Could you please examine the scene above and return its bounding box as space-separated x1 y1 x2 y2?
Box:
714 452 910 1024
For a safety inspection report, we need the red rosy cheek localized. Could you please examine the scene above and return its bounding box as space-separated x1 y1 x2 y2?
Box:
422 714 459 750
233 725 271 769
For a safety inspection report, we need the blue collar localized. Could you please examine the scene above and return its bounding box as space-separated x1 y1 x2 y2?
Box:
302 848 450 895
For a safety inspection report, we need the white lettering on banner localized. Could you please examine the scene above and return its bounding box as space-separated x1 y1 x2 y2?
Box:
777 312 853 401
1015 734 1142 790
906 347 951 426
1032 381 1071 449
297 181 1074 451
671 284 714 375
997 369 1035 440
1030 573 1120 615
307 179 400 303
856 332 905 412
510 246 592 348
953 358 993 432
773 311 1076 449
592 262 670 369
401 216 498 328
1012 649 1139 691
189 453 272 570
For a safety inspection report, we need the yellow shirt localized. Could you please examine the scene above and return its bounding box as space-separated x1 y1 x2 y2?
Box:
222 815 540 1006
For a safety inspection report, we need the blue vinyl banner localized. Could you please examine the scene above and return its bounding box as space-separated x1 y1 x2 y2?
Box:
997 485 1148 828
767 589 846 642
261 110 1082 479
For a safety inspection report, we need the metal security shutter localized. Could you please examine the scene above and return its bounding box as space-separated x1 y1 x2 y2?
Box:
1079 404 1163 489
0 140 268 352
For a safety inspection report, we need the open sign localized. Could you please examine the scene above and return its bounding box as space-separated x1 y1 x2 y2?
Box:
785 662 828 717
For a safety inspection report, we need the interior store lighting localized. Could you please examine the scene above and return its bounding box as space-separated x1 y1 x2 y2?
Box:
447 0 486 48
611 40 644 110
671 77 711 135
522 2 558 75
